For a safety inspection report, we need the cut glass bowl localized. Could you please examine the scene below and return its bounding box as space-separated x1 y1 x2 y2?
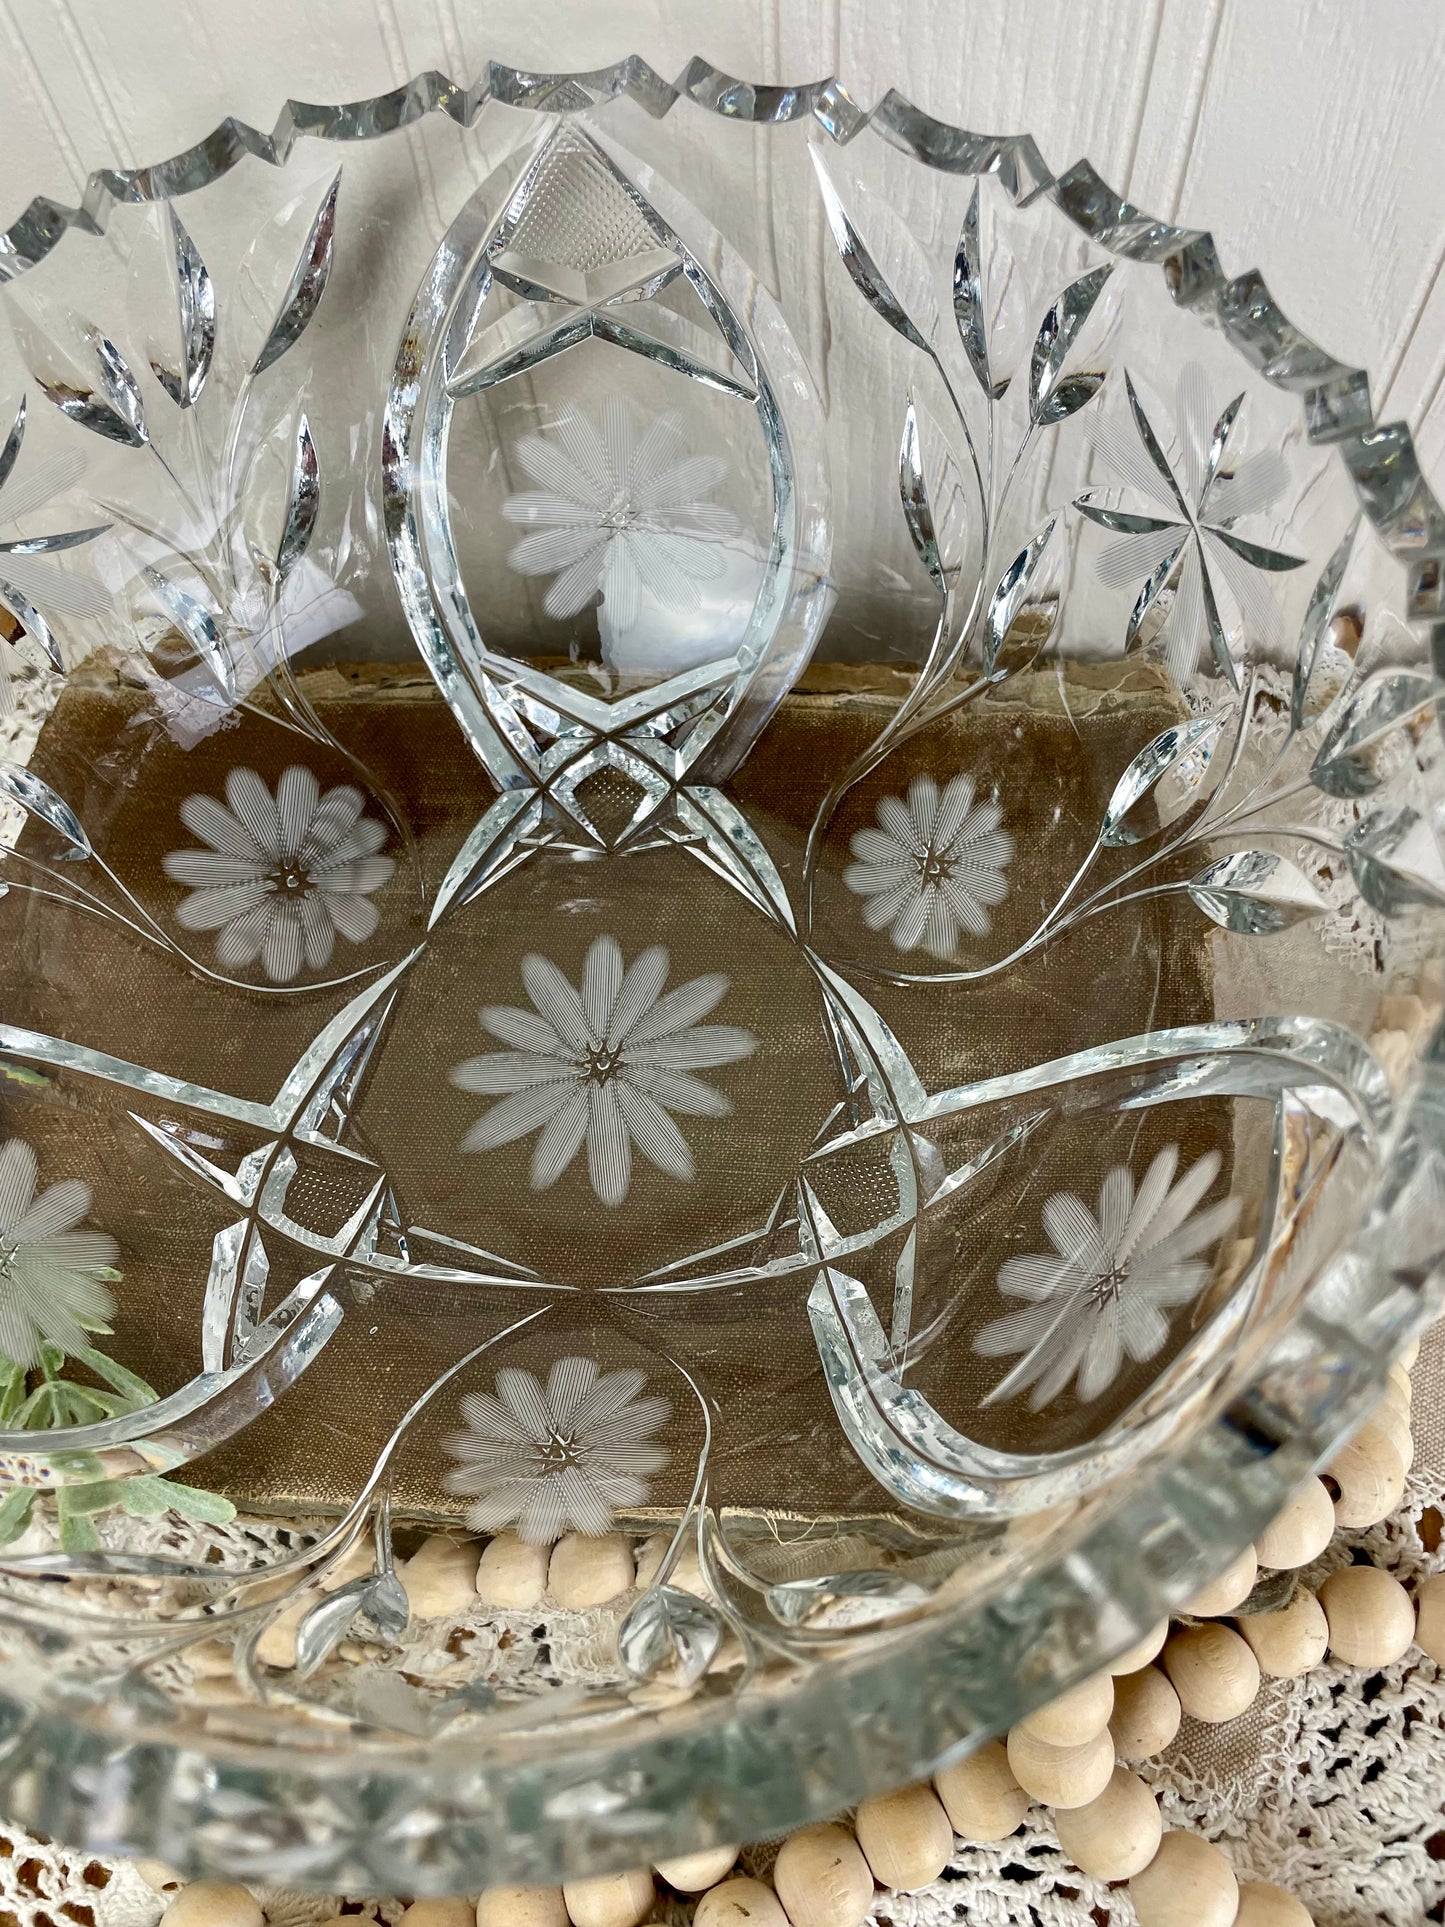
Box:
0 59 1440 1894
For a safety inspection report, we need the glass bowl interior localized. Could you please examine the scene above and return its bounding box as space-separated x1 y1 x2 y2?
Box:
0 59 1440 1893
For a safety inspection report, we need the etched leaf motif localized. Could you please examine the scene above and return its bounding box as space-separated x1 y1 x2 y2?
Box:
984 516 1059 680
1187 851 1327 934
238 169 342 379
1310 670 1438 798
1291 518 1359 730
0 581 61 671
131 203 216 409
1345 806 1445 914
898 400 942 594
952 183 997 400
0 763 92 857
5 289 149 448
275 414 320 581
810 145 937 353
1100 717 1224 847
0 393 25 496
765 1569 931 1629
1029 266 1112 426
142 566 235 701
618 1583 723 1687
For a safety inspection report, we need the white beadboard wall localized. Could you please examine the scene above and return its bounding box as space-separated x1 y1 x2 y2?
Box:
0 0 1440 474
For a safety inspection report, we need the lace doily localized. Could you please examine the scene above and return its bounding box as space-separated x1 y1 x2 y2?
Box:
4 1327 1442 1927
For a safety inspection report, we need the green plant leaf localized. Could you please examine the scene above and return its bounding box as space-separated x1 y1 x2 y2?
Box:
0 1487 35 1543
118 1476 175 1518
73 1344 158 1409
156 1478 236 1525
57 1492 101 1552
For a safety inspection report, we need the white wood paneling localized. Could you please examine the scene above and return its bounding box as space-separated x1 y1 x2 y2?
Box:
0 0 1439 602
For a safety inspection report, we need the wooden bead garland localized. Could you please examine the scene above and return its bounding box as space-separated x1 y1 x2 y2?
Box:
561 1870 656 1927
1238 1586 1329 1679
1253 1477 1336 1570
772 1823 873 1927
1109 1663 1182 1760
1323 1422 1406 1529
1234 1881 1316 1925
853 1783 952 1891
398 1903 475 1927
1130 1829 1239 1927
1014 1669 1113 1746
1416 1571 1445 1664
1005 1723 1115 1808
1050 1764 1162 1880
694 1880 790 1927
653 1847 740 1892
1109 1617 1169 1675
476 1887 569 1927
1179 1543 1257 1617
1319 1563 1416 1666
932 1738 1029 1840
1162 1621 1260 1723
548 1533 635 1609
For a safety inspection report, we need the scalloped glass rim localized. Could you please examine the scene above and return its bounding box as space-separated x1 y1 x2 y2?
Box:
0 56 1440 1894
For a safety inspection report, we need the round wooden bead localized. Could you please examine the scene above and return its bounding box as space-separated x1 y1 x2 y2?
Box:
1234 1881 1314 1926
1253 1479 1336 1570
160 1885 264 1927
400 1536 480 1619
476 1533 550 1609
653 1847 740 1892
1324 1424 1405 1529
854 1784 952 1891
1415 1572 1445 1664
1109 1619 1168 1676
1109 1665 1182 1761
694 1880 789 1927
1180 1544 1258 1617
933 1738 1029 1841
1016 1672 1114 1747
477 1889 569 1927
134 1861 185 1898
400 1902 475 1927
773 1824 874 1927
1319 1563 1416 1666
1162 1623 1260 1723
1238 1587 1328 1679
1006 1725 1114 1809
1052 1765 1162 1880
1130 1830 1239 1927
562 1870 655 1927
1370 1401 1414 1473
1387 1359 1413 1406
549 1533 635 1609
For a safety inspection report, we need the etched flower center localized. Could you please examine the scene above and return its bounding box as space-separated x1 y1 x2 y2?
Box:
579 1047 624 1086
914 846 953 888
268 864 314 896
1086 1262 1129 1308
535 1430 585 1473
600 495 641 535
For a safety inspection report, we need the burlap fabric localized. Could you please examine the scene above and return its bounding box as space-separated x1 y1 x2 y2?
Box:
0 658 1226 1520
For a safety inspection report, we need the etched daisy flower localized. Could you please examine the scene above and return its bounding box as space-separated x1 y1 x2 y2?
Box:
844 771 1013 959
451 934 757 1207
1076 364 1304 682
0 1137 118 1369
163 765 394 984
501 399 740 632
973 1144 1238 1411
443 1355 671 1543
